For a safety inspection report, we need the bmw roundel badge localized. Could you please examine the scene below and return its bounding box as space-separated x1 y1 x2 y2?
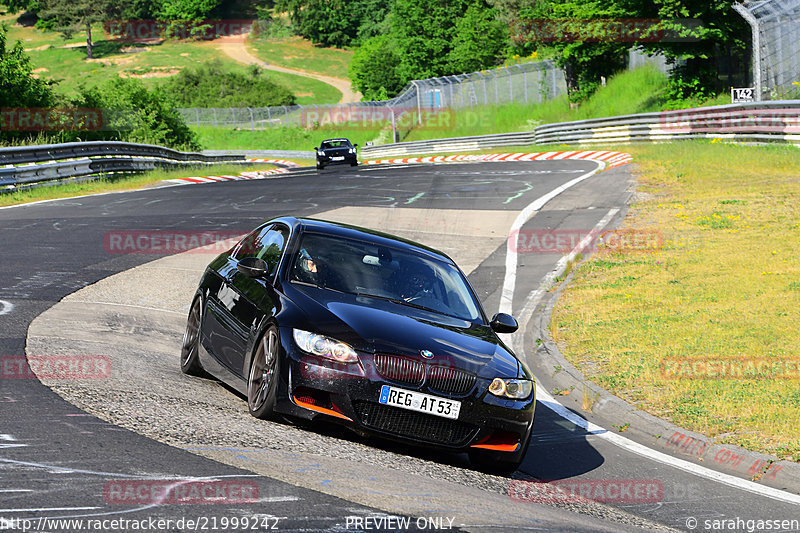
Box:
420 349 434 359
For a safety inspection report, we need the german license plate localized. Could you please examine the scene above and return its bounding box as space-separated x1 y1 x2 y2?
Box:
331 156 345 161
378 385 461 420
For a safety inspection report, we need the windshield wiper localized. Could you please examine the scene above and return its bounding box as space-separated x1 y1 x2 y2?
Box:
292 280 347 294
354 292 441 315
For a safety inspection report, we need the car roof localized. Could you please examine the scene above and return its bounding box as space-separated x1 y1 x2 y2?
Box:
273 216 455 265
321 138 351 143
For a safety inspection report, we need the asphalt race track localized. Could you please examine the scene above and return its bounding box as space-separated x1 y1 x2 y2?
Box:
1 161 798 532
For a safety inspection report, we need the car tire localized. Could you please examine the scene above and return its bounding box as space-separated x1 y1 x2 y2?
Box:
316 163 324 170
468 433 531 475
350 161 358 167
247 325 280 419
180 296 205 376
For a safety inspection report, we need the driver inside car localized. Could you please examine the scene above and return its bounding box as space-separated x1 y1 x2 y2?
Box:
400 268 435 301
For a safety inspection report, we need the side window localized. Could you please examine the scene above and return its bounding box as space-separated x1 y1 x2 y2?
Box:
255 227 289 274
232 224 272 260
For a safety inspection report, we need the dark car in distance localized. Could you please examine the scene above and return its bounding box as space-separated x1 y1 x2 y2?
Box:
180 217 535 473
315 138 358 170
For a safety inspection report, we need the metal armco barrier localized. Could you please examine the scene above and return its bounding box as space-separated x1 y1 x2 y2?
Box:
360 132 536 158
360 101 800 159
0 141 246 189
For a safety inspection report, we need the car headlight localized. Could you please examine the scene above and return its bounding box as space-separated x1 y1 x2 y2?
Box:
349 148 355 153
317 151 325 156
293 329 358 363
488 378 533 400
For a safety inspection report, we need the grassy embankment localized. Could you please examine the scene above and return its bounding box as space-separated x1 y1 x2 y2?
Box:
1 13 342 104
551 142 800 462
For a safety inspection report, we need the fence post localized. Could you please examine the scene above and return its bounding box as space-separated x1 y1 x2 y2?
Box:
212 108 218 128
500 67 512 104
411 80 423 125
733 3 762 101
390 108 399 143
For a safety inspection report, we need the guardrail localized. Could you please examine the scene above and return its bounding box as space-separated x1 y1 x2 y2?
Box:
359 132 536 158
0 141 247 189
359 101 800 158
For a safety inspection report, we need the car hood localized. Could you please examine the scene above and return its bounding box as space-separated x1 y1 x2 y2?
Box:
284 284 520 378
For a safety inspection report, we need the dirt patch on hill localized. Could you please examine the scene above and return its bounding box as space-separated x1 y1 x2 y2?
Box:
119 67 182 78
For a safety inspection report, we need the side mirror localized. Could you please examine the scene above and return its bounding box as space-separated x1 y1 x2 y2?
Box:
353 143 359 148
490 313 518 333
237 257 269 278
313 146 319 151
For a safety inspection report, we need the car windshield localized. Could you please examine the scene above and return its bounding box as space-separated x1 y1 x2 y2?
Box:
321 140 350 149
290 232 483 322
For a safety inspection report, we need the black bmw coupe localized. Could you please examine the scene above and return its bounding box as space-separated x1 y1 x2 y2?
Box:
181 217 535 472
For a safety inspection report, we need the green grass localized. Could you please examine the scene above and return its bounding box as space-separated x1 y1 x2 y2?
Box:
246 35 352 77
193 125 384 152
3 18 340 103
551 141 800 462
0 163 282 207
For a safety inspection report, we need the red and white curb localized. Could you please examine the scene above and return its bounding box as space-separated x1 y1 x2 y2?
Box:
164 168 290 185
246 158 300 168
363 150 633 169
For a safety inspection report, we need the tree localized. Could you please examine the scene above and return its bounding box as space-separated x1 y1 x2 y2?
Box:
296 0 359 47
391 0 467 81
517 0 631 102
390 0 506 83
277 0 361 47
37 0 121 59
643 0 749 103
349 35 404 100
448 5 508 73
0 24 54 109
156 0 224 21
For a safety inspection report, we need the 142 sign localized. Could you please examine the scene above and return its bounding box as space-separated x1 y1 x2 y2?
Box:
731 87 755 103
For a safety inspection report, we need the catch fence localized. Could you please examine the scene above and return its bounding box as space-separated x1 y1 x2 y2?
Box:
177 60 567 140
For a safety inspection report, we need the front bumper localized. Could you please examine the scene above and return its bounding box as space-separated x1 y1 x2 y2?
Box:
317 153 357 166
276 328 535 452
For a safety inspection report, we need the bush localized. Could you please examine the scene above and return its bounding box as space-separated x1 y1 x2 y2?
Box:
349 35 404 100
163 60 296 108
74 78 199 150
